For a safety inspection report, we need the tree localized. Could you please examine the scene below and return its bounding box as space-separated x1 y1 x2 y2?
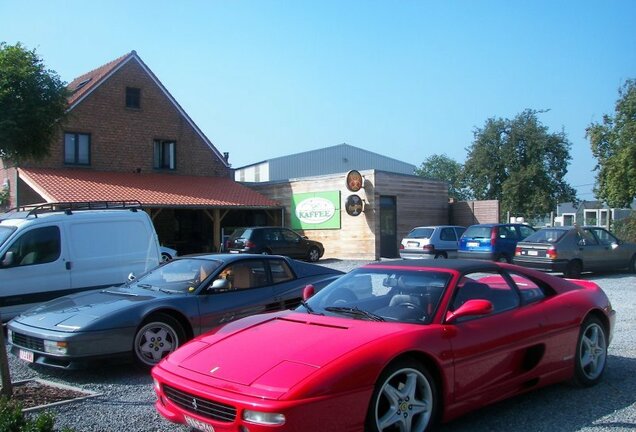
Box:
0 42 68 162
463 109 577 219
415 154 472 200
587 79 636 208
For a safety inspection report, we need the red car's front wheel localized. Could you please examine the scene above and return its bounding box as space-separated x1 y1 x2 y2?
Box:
366 358 438 432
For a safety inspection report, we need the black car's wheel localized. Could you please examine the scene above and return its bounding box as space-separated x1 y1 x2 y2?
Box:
629 254 636 273
565 260 583 278
260 249 271 255
366 358 437 432
133 313 186 368
307 246 321 262
572 316 608 387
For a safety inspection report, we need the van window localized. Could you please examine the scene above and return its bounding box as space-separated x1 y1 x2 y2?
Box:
4 226 61 266
0 226 15 247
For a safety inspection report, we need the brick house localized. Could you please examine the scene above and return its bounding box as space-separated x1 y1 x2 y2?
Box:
0 51 281 254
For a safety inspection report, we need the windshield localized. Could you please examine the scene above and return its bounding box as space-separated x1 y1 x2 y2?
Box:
406 228 434 239
301 267 451 324
133 258 222 293
523 229 567 244
0 226 15 248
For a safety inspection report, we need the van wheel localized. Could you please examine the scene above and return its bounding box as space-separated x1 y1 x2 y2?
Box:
365 358 438 432
133 313 185 368
565 260 582 278
307 246 321 262
434 252 447 259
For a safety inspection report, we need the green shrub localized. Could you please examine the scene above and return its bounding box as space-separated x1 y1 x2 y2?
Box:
614 211 636 242
0 397 73 432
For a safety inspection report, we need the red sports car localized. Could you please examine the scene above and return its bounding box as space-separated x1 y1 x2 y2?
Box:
151 260 615 432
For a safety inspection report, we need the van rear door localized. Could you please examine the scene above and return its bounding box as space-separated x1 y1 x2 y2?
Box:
0 224 72 320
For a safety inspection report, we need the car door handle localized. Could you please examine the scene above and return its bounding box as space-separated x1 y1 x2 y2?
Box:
65 261 72 270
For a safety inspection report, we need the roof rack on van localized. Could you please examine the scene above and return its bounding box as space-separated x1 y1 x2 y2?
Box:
2 200 143 218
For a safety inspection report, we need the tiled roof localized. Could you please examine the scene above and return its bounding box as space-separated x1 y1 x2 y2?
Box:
67 52 133 107
19 168 280 208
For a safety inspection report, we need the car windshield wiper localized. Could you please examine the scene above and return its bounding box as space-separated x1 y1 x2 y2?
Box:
300 300 323 315
324 306 385 321
137 283 153 290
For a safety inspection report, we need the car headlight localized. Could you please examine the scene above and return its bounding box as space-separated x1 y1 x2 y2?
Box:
6 329 12 343
242 410 285 426
43 340 68 355
153 378 161 392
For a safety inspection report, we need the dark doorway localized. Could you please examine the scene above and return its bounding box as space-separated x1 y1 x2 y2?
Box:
380 196 398 258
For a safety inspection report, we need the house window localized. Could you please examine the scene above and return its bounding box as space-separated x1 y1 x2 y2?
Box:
126 87 141 109
153 140 176 170
64 133 90 165
584 210 598 226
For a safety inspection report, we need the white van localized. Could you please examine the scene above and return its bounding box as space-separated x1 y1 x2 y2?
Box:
0 201 161 321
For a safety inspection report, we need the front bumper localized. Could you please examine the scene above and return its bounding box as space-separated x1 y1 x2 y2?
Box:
7 320 134 369
152 363 369 432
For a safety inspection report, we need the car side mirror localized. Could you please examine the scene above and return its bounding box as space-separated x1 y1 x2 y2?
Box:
210 278 231 291
445 299 493 324
303 284 316 300
1 251 14 267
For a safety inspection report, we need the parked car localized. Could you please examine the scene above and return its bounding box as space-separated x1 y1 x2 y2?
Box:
0 201 161 321
7 254 343 369
399 225 466 259
160 246 178 262
458 223 536 263
152 259 614 432
226 226 324 262
513 225 636 278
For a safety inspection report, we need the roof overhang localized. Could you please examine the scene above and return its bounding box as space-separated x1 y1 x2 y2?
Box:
18 168 281 209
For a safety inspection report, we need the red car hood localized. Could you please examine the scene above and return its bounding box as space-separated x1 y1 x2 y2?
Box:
165 312 404 399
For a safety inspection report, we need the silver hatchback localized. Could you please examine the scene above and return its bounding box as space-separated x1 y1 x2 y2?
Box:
399 225 466 259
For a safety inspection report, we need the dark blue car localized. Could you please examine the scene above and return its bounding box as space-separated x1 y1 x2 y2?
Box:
458 223 536 263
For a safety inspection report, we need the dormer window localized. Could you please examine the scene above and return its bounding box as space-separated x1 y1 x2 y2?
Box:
126 87 141 109
74 78 92 92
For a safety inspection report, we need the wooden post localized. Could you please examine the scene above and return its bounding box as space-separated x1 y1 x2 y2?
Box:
0 316 13 397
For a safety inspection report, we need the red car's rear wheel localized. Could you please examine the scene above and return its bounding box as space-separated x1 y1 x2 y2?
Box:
366 358 437 432
573 316 608 387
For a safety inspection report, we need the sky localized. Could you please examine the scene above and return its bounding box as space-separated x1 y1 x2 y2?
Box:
2 0 635 200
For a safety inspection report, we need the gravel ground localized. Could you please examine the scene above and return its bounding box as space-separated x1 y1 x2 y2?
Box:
5 259 636 432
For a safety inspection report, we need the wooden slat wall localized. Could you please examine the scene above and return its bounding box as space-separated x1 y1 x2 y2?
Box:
249 170 449 260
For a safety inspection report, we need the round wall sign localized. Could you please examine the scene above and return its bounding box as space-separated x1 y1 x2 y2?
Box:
345 194 364 216
345 170 363 192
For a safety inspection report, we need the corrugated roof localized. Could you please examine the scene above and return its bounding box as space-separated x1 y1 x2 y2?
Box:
19 168 280 208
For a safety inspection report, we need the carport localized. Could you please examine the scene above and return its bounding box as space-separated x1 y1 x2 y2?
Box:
14 167 283 254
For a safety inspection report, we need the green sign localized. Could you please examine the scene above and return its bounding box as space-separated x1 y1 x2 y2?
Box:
291 191 341 230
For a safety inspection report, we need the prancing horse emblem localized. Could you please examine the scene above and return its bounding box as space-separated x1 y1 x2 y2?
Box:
192 398 198 410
